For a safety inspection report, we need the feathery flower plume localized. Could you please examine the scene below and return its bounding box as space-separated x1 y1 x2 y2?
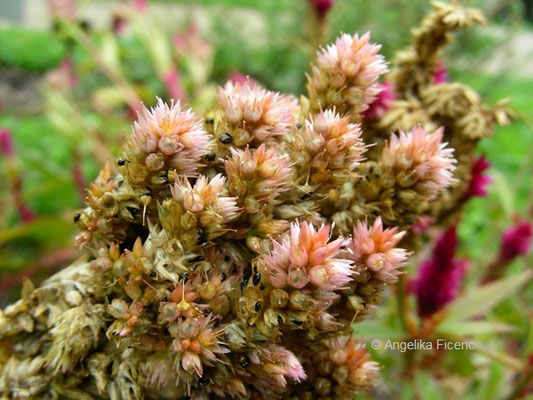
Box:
381 125 456 198
309 0 335 19
307 32 388 119
410 226 467 318
216 81 299 147
499 220 532 262
464 155 491 199
260 221 353 291
0 128 14 157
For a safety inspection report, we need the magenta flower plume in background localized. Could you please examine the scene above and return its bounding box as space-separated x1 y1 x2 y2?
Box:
410 226 467 318
309 0 335 18
499 220 533 262
465 155 491 199
0 128 14 157
433 60 449 84
363 81 396 121
228 72 257 87
134 0 147 12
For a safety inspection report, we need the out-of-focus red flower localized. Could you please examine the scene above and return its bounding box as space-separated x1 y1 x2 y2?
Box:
134 0 147 12
363 81 396 121
309 0 335 19
228 72 257 87
0 128 14 157
410 226 467 318
465 155 491 199
499 220 532 262
163 68 187 102
433 60 449 84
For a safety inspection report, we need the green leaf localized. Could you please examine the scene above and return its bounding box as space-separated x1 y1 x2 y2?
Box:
444 270 532 322
436 320 518 336
352 320 404 340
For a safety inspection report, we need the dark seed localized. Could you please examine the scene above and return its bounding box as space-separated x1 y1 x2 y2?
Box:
221 273 227 281
189 255 205 264
219 132 233 144
73 213 81 223
117 158 128 166
199 377 209 386
240 359 249 368
252 272 261 285
205 117 214 124
241 277 249 290
254 302 261 312
292 319 303 326
260 283 265 290
205 153 216 162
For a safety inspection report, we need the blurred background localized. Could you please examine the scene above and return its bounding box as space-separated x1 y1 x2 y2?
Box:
0 1 532 398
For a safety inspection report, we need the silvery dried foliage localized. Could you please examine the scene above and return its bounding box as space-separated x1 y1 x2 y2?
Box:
0 3 509 399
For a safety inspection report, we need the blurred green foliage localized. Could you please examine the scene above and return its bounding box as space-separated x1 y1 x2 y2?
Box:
0 27 66 72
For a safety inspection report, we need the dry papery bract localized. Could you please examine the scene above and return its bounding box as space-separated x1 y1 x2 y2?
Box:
0 2 509 399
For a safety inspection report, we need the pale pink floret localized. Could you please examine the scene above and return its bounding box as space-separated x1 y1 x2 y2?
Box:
170 315 229 377
303 109 366 172
313 32 388 113
381 126 456 197
248 345 306 388
217 82 299 143
132 98 210 173
261 222 353 291
172 174 239 223
349 217 408 285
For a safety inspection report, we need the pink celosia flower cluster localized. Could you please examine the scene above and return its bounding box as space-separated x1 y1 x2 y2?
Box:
1 14 489 398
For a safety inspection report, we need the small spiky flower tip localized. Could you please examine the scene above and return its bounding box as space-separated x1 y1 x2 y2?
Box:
288 109 366 193
216 81 299 148
307 32 388 119
260 221 353 291
381 125 456 198
0 5 510 398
